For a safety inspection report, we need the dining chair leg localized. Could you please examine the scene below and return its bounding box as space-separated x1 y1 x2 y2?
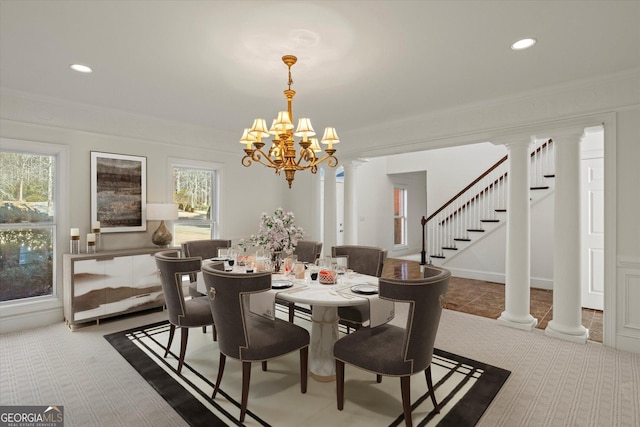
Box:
202 326 207 333
425 365 439 413
288 302 295 323
262 361 268 371
212 353 226 398
165 324 176 358
336 360 345 410
400 375 413 427
376 374 382 383
212 324 217 341
240 361 252 422
177 327 189 373
300 346 308 394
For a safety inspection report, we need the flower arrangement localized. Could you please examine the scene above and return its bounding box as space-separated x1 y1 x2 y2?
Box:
249 208 304 254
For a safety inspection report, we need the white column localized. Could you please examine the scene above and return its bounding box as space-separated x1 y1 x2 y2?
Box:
342 159 363 245
546 131 589 343
323 167 337 253
497 138 538 330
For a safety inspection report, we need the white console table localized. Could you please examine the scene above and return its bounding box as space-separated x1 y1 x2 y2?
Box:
63 248 166 329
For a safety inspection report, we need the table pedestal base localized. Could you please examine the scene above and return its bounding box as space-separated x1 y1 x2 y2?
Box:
309 305 339 381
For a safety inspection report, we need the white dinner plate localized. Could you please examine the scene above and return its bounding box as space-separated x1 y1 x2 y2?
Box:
351 284 378 295
272 280 294 289
210 257 228 261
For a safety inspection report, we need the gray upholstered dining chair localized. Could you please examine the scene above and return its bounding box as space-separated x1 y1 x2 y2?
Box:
201 266 310 423
292 240 323 263
331 245 387 330
333 266 450 427
181 239 232 298
154 250 216 374
278 240 323 322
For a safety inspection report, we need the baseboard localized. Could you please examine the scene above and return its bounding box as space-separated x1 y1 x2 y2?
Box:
447 267 553 289
0 306 64 334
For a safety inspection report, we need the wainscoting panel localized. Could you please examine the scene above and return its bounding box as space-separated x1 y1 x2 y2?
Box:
617 257 640 353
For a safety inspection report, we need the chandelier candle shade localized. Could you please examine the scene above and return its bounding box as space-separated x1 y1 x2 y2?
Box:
240 55 340 188
147 203 179 247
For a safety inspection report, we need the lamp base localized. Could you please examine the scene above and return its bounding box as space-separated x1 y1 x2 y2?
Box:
151 220 173 247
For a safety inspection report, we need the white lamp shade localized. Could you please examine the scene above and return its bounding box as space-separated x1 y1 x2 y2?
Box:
309 138 321 152
249 118 271 140
274 111 294 130
321 127 340 144
294 118 316 138
147 203 178 221
239 128 256 144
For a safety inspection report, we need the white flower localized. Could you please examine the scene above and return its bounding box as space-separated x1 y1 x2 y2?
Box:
249 208 304 254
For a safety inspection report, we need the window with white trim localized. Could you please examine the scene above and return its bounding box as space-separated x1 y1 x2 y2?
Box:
0 147 57 302
171 160 219 246
393 186 407 246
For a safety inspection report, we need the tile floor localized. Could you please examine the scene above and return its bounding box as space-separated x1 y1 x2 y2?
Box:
383 258 603 343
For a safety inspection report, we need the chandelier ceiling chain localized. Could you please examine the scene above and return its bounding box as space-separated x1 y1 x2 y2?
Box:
239 55 339 188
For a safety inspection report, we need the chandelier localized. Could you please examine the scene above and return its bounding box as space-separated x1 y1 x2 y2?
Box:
240 55 339 188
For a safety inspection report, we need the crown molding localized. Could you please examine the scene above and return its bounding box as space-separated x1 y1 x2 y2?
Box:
342 68 640 157
0 88 236 152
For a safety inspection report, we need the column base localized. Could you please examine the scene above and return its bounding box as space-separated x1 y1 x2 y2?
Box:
497 312 538 331
545 321 589 344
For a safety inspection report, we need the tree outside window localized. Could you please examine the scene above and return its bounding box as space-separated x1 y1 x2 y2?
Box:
172 165 217 246
0 152 56 301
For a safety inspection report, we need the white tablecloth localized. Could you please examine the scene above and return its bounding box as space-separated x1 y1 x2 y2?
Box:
196 271 395 326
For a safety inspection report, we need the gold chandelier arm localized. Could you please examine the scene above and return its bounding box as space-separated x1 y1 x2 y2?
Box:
296 147 317 166
249 147 282 169
314 153 339 168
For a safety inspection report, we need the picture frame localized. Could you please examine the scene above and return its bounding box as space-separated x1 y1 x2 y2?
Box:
91 151 147 233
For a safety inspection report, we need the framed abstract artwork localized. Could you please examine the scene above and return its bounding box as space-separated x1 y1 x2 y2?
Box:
91 151 147 233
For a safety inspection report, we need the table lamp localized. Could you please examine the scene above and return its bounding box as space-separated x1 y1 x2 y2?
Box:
147 203 179 247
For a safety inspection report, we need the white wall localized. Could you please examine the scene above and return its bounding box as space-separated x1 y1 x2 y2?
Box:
386 142 507 216
444 192 555 289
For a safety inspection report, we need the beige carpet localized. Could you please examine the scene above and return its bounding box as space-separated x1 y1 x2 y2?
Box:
1 308 639 426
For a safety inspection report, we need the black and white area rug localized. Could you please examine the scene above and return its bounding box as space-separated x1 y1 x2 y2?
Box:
105 309 509 426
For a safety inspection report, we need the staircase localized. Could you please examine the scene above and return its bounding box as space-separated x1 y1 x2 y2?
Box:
427 139 555 265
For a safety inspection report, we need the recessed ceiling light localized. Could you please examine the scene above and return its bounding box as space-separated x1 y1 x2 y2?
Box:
511 38 537 51
70 64 93 73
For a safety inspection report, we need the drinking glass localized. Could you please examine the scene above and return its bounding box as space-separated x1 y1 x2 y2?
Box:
227 247 237 267
294 261 305 280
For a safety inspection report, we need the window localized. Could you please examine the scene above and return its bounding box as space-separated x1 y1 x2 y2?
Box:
393 186 407 246
0 150 56 302
171 162 218 246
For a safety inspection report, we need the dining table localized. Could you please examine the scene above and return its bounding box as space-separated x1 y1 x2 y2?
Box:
196 264 395 382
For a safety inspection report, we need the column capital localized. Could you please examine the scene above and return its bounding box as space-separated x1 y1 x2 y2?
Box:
534 126 585 144
490 134 533 147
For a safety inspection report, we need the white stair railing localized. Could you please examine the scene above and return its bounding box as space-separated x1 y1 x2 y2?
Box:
427 139 554 261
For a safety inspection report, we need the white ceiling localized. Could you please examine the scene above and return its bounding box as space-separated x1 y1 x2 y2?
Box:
2 0 639 139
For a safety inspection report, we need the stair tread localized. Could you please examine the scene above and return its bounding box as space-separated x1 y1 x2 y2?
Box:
480 219 500 223
495 209 507 212
530 186 550 190
442 247 458 250
467 229 485 232
454 238 471 241
543 174 555 178
431 255 446 259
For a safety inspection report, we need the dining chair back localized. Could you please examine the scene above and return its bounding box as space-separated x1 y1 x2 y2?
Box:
181 239 232 297
278 240 323 322
333 266 450 427
154 250 216 373
293 240 323 263
201 265 310 422
331 245 387 277
331 245 387 329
